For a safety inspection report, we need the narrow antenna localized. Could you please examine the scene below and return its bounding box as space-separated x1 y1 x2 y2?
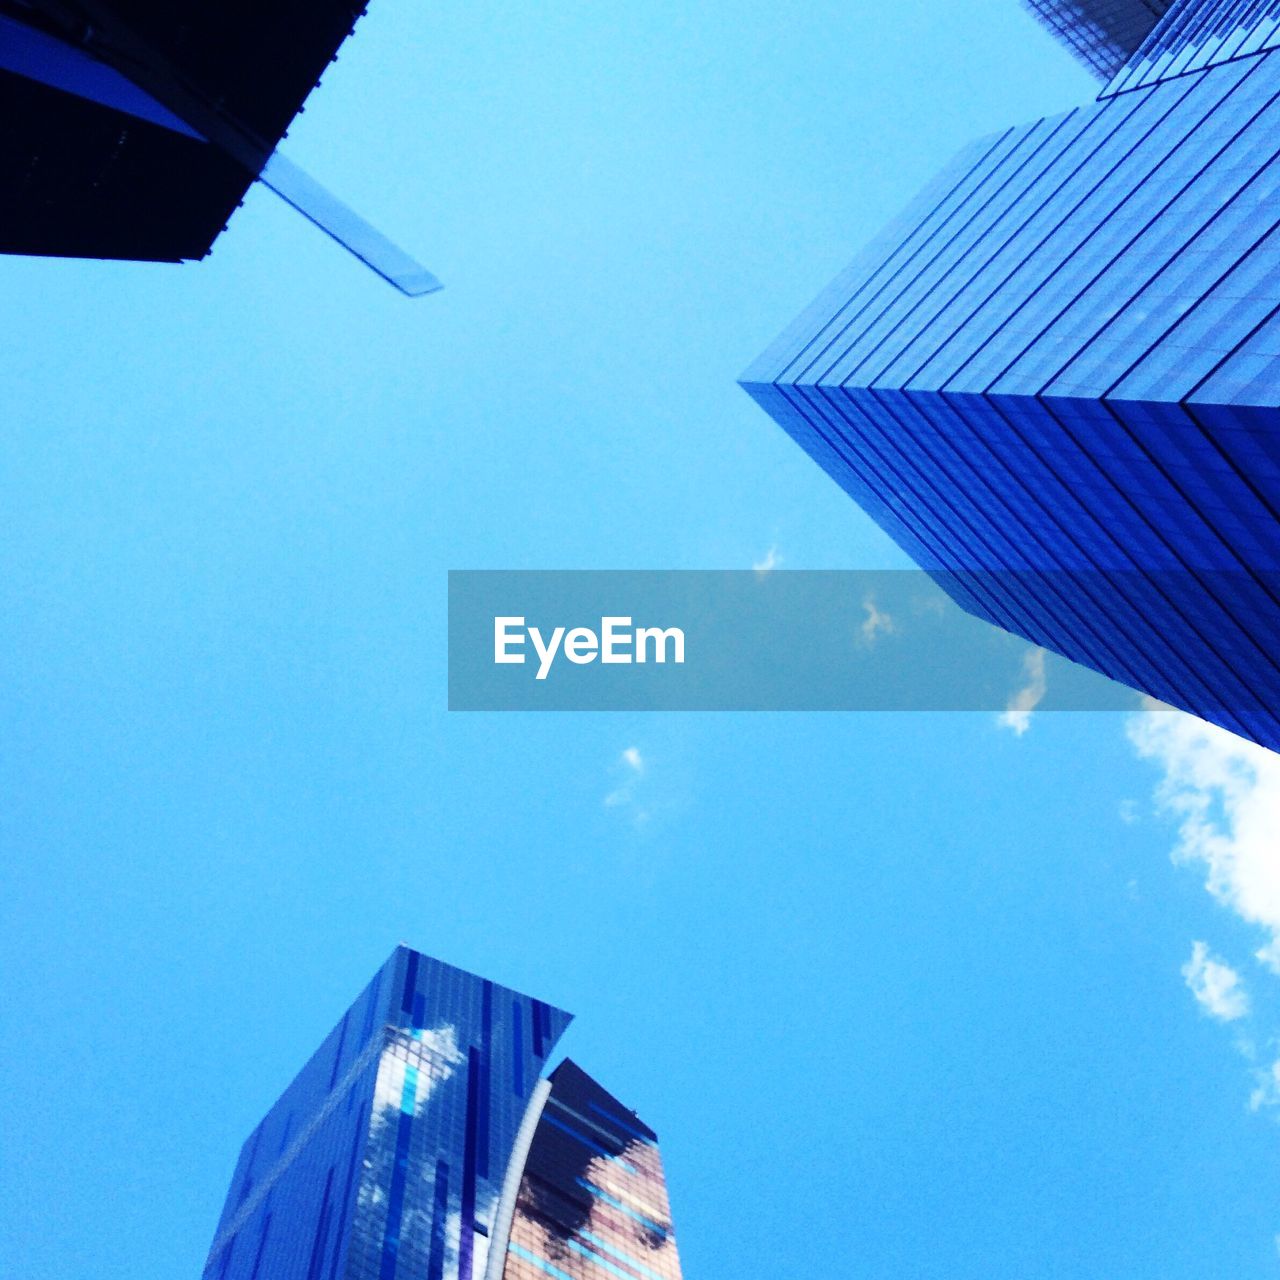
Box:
258 153 442 298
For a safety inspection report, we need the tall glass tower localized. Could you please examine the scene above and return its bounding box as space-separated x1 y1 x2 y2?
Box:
202 947 682 1280
743 0 1280 751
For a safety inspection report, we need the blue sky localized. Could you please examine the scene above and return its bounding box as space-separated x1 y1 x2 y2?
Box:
2 1 1280 1276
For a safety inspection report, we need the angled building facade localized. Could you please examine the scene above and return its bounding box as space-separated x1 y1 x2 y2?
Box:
1021 0 1171 80
203 948 682 1280
743 0 1280 751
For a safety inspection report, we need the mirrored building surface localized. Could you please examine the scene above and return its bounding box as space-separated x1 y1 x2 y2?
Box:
203 947 573 1280
502 1061 683 1280
204 948 682 1280
743 0 1280 752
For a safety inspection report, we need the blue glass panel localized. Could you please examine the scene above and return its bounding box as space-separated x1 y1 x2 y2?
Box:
743 18 1280 752
203 947 572 1280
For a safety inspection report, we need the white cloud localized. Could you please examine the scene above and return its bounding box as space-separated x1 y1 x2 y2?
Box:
1250 1060 1280 1113
604 746 649 823
997 647 1047 737
1182 941 1249 1022
374 1023 464 1117
912 592 948 619
1128 702 1280 971
858 595 895 646
1234 1031 1259 1063
752 546 781 576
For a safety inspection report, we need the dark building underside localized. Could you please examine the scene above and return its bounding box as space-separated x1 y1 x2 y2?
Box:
0 0 367 262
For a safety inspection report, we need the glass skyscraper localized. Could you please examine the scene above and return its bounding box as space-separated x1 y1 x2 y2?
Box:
203 947 682 1280
743 0 1280 751
1021 0 1171 79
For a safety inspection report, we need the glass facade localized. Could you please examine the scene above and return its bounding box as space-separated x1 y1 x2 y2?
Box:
1103 0 1280 95
742 0 1280 751
203 947 573 1280
1022 0 1171 80
501 1061 683 1280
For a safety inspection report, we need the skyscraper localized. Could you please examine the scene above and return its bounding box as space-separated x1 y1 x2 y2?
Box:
500 1060 682 1280
202 947 683 1280
742 0 1280 751
0 0 439 293
1021 0 1171 80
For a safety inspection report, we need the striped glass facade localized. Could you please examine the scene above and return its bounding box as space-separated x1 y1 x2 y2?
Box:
203 947 573 1280
743 0 1280 751
502 1062 683 1280
1103 0 1280 94
1023 0 1172 79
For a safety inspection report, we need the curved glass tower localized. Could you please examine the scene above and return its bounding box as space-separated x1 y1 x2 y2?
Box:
500 1060 683 1280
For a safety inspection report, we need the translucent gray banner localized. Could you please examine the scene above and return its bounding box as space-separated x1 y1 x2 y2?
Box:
447 571 1143 712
